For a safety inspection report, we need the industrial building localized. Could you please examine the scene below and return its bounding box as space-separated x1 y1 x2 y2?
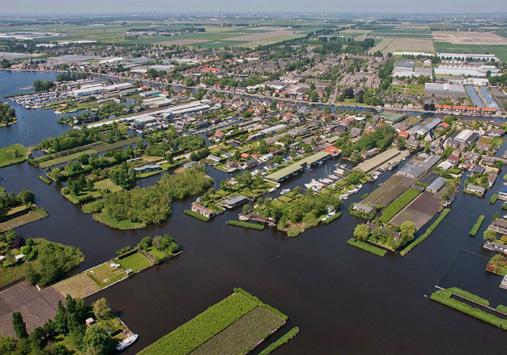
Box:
425 83 466 98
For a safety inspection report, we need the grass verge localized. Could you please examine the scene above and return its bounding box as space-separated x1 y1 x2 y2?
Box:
259 327 300 355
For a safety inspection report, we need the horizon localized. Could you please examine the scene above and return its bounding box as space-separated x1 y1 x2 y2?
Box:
2 0 507 16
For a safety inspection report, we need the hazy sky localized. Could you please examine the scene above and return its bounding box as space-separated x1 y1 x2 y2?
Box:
3 0 507 15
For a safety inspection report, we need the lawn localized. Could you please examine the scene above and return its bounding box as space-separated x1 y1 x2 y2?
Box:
379 188 421 224
86 261 127 288
0 144 29 168
184 209 210 222
93 211 146 230
117 251 152 272
94 178 122 193
139 288 287 355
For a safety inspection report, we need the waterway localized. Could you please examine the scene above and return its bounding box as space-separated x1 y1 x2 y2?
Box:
0 72 506 354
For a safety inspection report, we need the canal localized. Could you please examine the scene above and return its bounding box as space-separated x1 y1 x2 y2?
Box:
0 72 505 354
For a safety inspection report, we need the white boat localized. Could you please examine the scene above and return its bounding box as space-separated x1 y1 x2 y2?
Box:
280 188 290 195
116 334 139 351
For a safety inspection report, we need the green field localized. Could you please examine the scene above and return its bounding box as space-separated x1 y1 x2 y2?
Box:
93 211 146 230
139 288 287 355
117 251 152 272
226 220 265 230
434 42 507 63
0 144 29 168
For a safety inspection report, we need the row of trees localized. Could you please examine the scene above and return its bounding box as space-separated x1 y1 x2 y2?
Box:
0 188 35 211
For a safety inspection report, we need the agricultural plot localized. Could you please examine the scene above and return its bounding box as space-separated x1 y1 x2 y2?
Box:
192 307 285 355
390 192 442 230
0 208 48 233
361 175 416 208
433 31 507 45
380 188 421 224
370 38 435 54
433 42 507 63
139 289 289 355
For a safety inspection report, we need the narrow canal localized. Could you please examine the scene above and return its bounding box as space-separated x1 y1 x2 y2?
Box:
0 72 505 354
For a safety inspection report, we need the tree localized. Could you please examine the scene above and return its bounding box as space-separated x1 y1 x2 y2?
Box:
82 324 116 355
12 312 28 339
93 298 113 321
483 229 497 242
353 224 370 241
400 221 416 242
54 301 68 334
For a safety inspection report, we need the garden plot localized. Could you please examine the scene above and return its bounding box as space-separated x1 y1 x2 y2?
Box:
390 191 442 230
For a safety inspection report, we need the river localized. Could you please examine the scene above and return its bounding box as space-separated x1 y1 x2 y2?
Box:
0 72 505 354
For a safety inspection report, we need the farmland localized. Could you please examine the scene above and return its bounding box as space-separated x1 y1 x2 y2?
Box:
390 192 442 230
433 42 507 63
379 188 421 224
139 288 290 355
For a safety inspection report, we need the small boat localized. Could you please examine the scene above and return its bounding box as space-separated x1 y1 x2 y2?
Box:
116 334 139 351
280 188 290 195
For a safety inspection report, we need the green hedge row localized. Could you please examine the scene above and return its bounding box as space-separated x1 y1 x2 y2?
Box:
468 215 485 237
226 220 265 230
259 327 300 355
346 238 387 257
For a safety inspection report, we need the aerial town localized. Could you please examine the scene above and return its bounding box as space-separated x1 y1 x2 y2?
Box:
0 7 506 355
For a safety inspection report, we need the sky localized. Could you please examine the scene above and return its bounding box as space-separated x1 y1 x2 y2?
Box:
2 0 507 15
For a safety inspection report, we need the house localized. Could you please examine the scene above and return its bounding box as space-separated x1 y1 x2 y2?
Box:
498 185 507 201
191 203 214 219
471 165 485 174
222 195 249 209
465 184 485 196
350 127 362 138
353 203 374 215
133 164 161 174
447 154 460 166
427 177 447 194
488 218 507 235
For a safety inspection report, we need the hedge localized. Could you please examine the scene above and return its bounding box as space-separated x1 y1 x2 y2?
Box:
468 215 485 237
259 327 300 355
346 238 387 257
226 220 265 230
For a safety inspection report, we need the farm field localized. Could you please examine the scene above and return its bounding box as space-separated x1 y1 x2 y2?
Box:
361 175 416 208
433 42 507 63
139 289 289 355
390 192 442 230
0 208 48 233
432 31 507 45
370 38 435 54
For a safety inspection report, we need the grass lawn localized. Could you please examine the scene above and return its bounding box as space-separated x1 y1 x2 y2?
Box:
51 272 101 299
94 178 122 192
184 209 211 222
0 262 32 288
93 211 146 230
62 188 103 204
117 251 152 272
0 144 29 168
86 261 127 288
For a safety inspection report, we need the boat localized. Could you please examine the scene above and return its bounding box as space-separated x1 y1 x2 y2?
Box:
116 334 139 351
280 188 290 195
